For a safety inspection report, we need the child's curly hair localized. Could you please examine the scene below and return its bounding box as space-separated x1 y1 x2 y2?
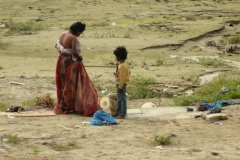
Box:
113 46 128 60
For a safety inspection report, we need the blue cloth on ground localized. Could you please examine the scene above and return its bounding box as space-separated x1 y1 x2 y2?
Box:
90 110 117 126
197 100 237 110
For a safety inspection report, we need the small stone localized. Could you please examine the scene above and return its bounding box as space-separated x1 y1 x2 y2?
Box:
0 23 6 28
206 41 216 46
211 151 219 156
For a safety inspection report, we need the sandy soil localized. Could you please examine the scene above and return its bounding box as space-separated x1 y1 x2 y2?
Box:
1 0 240 159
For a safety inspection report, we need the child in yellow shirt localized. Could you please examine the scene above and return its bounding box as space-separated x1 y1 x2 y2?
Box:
112 46 131 119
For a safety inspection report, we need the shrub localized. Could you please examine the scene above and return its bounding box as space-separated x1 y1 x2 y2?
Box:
5 18 43 35
128 77 157 100
0 38 10 49
128 85 155 100
199 58 231 68
7 134 20 144
173 74 240 106
228 34 240 44
0 103 7 111
154 135 171 145
131 77 156 85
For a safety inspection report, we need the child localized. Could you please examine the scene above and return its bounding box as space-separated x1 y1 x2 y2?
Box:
112 46 131 119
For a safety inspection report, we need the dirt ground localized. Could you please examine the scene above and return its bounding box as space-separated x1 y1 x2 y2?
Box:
1 0 240 159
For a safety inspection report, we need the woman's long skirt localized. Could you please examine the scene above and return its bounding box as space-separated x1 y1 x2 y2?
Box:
54 56 101 116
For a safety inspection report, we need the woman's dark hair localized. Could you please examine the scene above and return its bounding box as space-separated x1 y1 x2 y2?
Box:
114 46 128 60
70 22 86 34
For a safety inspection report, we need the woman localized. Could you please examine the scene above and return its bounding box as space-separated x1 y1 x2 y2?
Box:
54 22 101 116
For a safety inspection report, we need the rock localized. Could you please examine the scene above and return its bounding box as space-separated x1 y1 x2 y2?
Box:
0 23 6 28
206 41 216 46
30 17 44 22
211 152 219 156
225 43 240 53
19 75 26 78
141 102 157 108
206 113 228 122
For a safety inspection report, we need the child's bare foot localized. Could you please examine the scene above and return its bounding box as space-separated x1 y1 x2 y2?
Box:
116 115 125 119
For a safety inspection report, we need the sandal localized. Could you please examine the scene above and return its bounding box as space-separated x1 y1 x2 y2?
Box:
111 114 119 117
116 115 125 119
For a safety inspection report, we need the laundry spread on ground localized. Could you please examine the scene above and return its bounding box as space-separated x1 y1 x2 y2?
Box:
197 100 240 110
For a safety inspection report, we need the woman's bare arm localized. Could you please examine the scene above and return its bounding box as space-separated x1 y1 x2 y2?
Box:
71 37 82 60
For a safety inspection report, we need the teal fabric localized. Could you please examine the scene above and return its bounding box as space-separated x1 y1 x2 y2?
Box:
198 100 237 110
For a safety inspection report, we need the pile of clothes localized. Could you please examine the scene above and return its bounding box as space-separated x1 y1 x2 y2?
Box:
90 110 118 126
198 100 240 113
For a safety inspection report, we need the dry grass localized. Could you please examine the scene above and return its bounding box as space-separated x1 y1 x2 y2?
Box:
51 141 80 151
35 93 55 108
188 148 202 152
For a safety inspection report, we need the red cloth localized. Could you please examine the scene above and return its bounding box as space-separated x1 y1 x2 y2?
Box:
54 56 101 116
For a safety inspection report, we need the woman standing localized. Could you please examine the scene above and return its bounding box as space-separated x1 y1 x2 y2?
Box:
54 22 101 116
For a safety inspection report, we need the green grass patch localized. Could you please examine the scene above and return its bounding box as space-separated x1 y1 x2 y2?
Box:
228 34 240 44
128 77 159 100
50 80 56 85
30 147 40 155
131 77 156 85
5 18 43 36
185 73 195 81
67 141 79 147
128 85 155 100
7 134 21 144
22 93 55 108
174 74 240 106
52 141 80 151
22 98 37 107
80 134 87 139
154 135 171 145
0 38 10 49
101 58 116 65
0 103 7 111
88 22 109 27
155 56 164 66
199 58 231 68
126 58 137 66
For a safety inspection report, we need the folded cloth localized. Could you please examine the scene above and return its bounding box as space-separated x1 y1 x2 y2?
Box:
90 110 118 126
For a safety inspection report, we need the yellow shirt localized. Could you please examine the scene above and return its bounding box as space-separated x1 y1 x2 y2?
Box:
116 62 131 89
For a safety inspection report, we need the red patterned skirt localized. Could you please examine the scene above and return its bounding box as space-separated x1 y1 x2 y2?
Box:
54 56 101 116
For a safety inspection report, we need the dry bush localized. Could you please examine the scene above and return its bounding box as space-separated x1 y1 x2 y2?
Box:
35 93 55 108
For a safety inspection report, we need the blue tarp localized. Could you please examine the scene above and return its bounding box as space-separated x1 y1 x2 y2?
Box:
90 110 118 126
197 100 238 110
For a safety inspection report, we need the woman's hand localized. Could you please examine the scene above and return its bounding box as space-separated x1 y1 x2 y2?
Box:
72 53 83 61
77 55 83 61
118 88 122 93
